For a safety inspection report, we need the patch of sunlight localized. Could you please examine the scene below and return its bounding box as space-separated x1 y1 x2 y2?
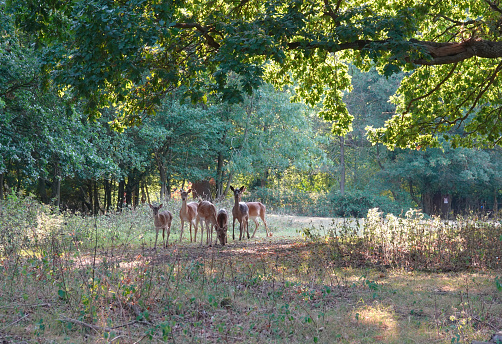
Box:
353 304 399 341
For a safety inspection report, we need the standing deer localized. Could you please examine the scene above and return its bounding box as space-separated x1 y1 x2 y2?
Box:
196 200 218 246
149 203 173 249
179 189 198 242
246 199 270 238
215 208 228 245
230 185 250 240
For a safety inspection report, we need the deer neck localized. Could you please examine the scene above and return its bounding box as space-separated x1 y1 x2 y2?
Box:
181 199 188 213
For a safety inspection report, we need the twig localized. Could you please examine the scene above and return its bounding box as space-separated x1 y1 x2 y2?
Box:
57 317 123 334
132 333 150 344
1 313 29 332
0 303 51 309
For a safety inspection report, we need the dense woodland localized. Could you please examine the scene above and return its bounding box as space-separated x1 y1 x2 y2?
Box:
2 0 502 217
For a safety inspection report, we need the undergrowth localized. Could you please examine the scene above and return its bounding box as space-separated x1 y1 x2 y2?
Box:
0 195 500 343
301 208 501 272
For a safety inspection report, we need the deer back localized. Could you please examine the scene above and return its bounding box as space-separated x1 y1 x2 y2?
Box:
216 208 228 230
197 201 217 224
246 201 265 218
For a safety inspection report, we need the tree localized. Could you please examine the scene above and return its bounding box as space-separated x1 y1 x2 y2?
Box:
10 0 502 148
137 98 224 201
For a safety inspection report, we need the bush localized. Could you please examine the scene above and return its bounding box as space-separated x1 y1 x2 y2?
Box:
328 190 405 218
320 208 502 271
247 187 332 216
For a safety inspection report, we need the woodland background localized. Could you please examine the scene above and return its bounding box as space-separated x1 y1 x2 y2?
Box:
2 0 502 217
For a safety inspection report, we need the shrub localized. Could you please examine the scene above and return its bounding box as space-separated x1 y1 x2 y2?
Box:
247 187 332 216
328 190 404 218
321 208 502 271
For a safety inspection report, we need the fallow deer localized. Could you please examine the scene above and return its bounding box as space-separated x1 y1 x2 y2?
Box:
196 200 218 246
149 203 173 249
230 185 250 240
216 208 228 245
179 189 198 242
246 199 270 238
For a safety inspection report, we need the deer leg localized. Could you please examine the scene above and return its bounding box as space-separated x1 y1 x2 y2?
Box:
263 217 270 236
206 221 213 246
232 218 236 241
154 228 159 250
179 221 185 242
162 227 165 248
251 218 259 238
200 221 205 247
246 219 250 239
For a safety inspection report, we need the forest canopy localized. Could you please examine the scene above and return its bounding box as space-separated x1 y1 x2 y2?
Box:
5 0 502 148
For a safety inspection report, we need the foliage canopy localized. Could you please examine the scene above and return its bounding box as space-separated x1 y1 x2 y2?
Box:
6 0 502 148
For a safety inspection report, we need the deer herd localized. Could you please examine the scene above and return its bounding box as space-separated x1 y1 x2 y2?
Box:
149 186 270 249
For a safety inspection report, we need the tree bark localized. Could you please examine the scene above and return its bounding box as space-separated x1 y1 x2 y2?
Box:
0 173 3 201
38 178 49 204
117 179 125 210
52 162 61 210
93 179 100 215
216 150 224 199
493 190 498 214
340 136 345 196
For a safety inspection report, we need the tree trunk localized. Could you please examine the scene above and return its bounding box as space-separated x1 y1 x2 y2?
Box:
222 172 234 199
145 183 151 205
408 179 420 206
493 190 498 214
52 162 61 210
93 179 100 214
159 164 167 202
340 136 345 196
0 173 3 201
422 192 432 215
125 178 133 207
216 151 224 199
38 178 49 204
104 179 112 212
117 179 125 210
134 179 140 208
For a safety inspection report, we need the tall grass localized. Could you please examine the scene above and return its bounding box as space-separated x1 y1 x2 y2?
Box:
307 208 501 271
0 195 500 343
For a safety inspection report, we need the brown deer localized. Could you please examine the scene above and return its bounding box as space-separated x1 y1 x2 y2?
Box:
149 203 173 249
196 200 218 246
215 208 228 245
246 199 270 238
230 185 249 240
179 189 198 242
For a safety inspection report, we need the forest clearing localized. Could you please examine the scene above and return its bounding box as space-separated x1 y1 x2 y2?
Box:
0 196 500 344
3 0 502 343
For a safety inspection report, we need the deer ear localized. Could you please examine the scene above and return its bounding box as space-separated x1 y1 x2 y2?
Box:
241 186 246 192
159 204 163 208
187 189 192 193
230 186 234 191
149 203 153 209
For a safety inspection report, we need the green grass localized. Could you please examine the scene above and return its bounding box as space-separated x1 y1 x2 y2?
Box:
0 196 500 343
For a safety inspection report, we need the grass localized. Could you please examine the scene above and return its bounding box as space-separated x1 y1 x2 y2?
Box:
0 195 500 343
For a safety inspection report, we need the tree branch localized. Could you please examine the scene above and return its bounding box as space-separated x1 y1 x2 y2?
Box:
484 0 502 14
173 23 220 49
404 62 458 114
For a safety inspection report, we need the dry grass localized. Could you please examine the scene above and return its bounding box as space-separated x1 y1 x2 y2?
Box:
0 196 500 343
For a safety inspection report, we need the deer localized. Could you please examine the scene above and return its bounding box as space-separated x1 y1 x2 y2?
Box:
246 199 270 238
230 185 250 241
179 189 198 243
230 186 270 238
196 200 218 246
149 203 173 250
215 208 229 245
